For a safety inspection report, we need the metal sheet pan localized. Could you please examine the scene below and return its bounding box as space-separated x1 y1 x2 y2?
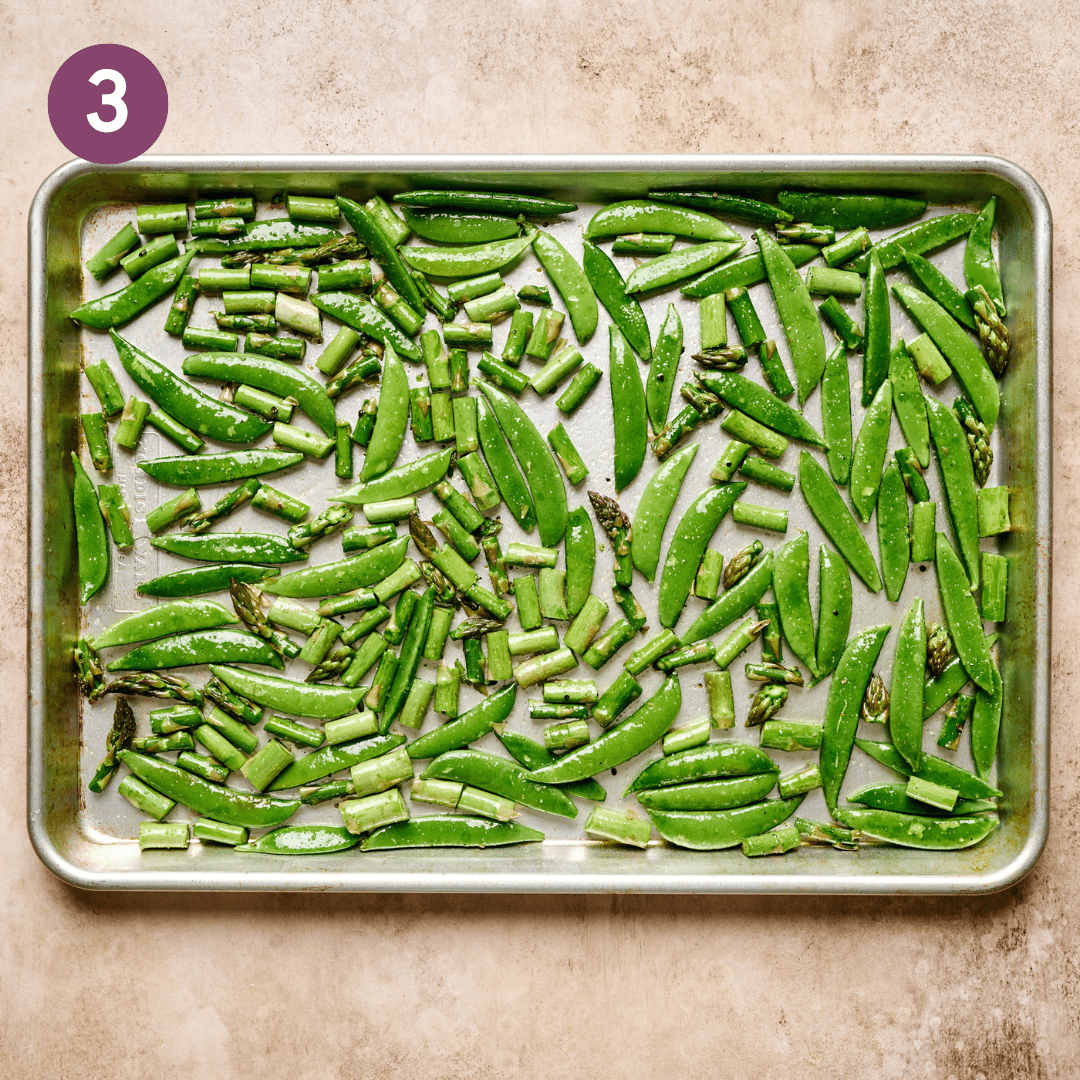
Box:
28 155 1051 893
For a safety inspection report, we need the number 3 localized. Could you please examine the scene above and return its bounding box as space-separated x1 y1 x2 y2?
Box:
87 68 128 133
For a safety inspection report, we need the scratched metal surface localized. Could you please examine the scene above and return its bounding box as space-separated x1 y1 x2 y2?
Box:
27 156 1051 892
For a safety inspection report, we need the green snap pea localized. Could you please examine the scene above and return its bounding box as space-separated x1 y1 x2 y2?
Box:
477 380 566 547
193 219 340 253
626 741 778 794
532 230 597 343
888 338 930 467
772 530 818 679
106 628 283 671
93 599 238 648
835 808 998 850
846 783 994 817
150 532 307 565
904 252 976 331
645 304 683 435
495 731 606 802
849 379 893 523
799 452 882 592
334 448 453 506
680 245 819 299
407 683 517 759
971 656 1003 780
849 212 976 273
876 460 910 602
647 797 804 851
862 250 891 405
235 824 360 854
400 207 519 244
563 506 597 618
609 326 648 492
892 282 999 430
755 229 828 404
529 674 681 785
138 450 303 490
625 240 745 295
359 343 409 481
647 189 793 226
182 352 336 435
361 816 544 850
820 623 891 815
267 732 405 790
820 342 853 484
696 371 828 447
657 483 747 629
935 533 995 692
776 191 927 230
335 195 423 311
856 738 1001 799
585 200 739 242
137 563 275 597
210 664 366 720
261 537 409 599
889 598 928 773
925 399 981 589
581 239 651 360
476 391 537 526
71 453 109 604
630 443 698 581
964 197 1005 312
422 749 577 819
380 586 436 731
400 232 535 279
309 292 422 362
679 551 774 646
118 750 299 828
71 250 196 329
395 189 576 216
635 772 778 812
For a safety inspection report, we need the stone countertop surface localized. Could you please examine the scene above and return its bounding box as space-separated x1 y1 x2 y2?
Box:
2 3 1077 1077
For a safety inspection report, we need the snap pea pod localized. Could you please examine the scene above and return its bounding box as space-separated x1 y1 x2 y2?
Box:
876 460 910 603
585 200 739 242
529 674 681 785
106 628 283 671
495 731 606 802
118 750 299 828
477 380 566 547
609 326 648 492
235 824 360 854
110 331 270 444
635 772 778 811
645 304 683 435
581 239 651 360
210 664 366 720
904 251 976 331
626 741 777 794
630 443 698 581
399 232 535 279
93 599 238 648
564 506 596 618
680 245 819 298
137 563 275 597
394 190 576 215
820 342 852 484
856 738 1002 799
70 250 196 329
400 207 519 244
407 684 517 759
849 379 892 523
935 533 995 692
71 453 109 604
625 240 745 295
696 371 827 447
890 598 927 771
820 623 891 815
334 448 453 506
776 191 927 230
267 732 405 790
422 749 577 818
150 532 307 565
799 452 882 592
657 483 746 629
359 344 408 481
849 213 976 273
260 537 409 598
380 586 435 731
139 450 303 491
925 399 981 590
362 816 544 850
193 219 340 253
964 197 1005 312
971 655 1003 780
182 352 337 435
772 530 818 679
647 797 804 850
835 808 998 850
755 230 828 404
647 189 793 225
847 783 994 817
922 632 998 718
888 338 930 468
309 291 422 362
334 196 424 312
679 552 774 646
861 250 891 405
532 230 597 343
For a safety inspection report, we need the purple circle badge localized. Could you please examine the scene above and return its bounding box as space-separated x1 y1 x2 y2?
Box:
48 45 168 165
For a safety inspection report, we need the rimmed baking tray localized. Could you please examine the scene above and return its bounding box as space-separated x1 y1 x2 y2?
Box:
28 155 1051 893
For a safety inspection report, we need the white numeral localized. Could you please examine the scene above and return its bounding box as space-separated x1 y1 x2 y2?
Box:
86 68 128 133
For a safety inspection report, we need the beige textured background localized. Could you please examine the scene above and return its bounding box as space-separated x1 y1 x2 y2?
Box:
2 2 1077 1076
